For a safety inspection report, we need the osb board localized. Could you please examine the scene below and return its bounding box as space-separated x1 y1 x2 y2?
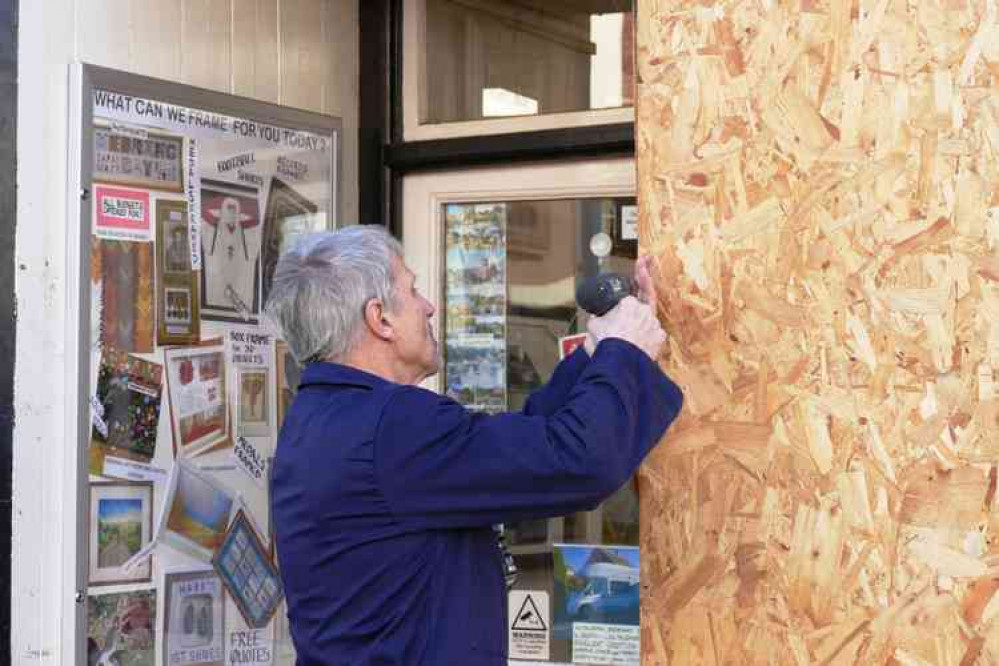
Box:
636 1 999 664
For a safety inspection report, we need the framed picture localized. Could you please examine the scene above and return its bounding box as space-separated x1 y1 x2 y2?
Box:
93 125 184 192
156 199 201 345
89 350 163 476
88 590 157 666
88 482 154 586
92 238 155 353
213 510 284 629
200 179 262 323
261 177 319 307
237 367 270 437
159 460 236 561
164 342 230 457
162 568 226 666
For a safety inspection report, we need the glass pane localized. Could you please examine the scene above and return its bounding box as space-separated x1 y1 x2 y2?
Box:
424 0 635 123
442 195 639 663
86 85 336 665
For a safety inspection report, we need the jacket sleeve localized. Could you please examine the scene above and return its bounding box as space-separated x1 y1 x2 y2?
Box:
373 339 684 529
521 346 591 417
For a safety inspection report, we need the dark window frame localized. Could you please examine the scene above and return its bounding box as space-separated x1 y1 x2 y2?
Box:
357 0 635 238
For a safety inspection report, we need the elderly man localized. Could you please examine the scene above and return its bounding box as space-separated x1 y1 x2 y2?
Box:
266 226 682 666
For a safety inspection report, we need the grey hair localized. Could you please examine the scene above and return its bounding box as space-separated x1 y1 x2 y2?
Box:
264 226 403 364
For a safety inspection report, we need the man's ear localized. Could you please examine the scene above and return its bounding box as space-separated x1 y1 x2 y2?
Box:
363 298 393 341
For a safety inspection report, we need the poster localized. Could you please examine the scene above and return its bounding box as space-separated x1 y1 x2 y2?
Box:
162 569 225 666
95 185 152 242
553 545 640 665
443 203 507 413
165 343 230 457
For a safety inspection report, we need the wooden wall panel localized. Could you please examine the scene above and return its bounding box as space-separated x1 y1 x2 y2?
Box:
78 0 133 71
281 0 327 113
636 2 999 664
180 0 232 91
322 0 359 224
232 0 280 103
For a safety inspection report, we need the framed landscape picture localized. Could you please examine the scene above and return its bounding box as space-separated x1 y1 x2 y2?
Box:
88 482 154 586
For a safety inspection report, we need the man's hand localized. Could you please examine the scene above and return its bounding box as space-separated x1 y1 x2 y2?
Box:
634 255 658 308
587 295 667 360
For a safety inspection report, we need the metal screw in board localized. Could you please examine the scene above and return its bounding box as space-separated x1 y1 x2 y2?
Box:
80 188 89 201
75 590 84 604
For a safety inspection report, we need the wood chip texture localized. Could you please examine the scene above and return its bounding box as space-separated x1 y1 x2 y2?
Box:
636 1 999 664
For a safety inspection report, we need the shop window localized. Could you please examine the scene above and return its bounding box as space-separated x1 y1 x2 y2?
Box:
442 195 641 663
404 0 635 139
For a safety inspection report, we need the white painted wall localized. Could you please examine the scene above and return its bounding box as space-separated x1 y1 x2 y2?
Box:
13 1 359 662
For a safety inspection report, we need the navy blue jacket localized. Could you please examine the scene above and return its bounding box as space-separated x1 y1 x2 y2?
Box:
272 339 683 666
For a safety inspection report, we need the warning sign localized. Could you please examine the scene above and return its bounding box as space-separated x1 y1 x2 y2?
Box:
508 590 550 660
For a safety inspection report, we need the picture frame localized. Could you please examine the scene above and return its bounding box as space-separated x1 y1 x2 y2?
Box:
93 124 184 193
213 510 284 629
199 179 262 323
260 177 319 307
159 460 236 562
87 589 157 666
88 482 154 586
162 568 226 666
88 350 163 476
156 199 201 345
236 367 271 437
164 342 230 457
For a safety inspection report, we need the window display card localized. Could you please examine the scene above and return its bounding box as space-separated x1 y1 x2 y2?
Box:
553 544 640 665
165 342 230 458
226 626 275 666
88 482 153 586
162 568 226 666
95 185 152 242
213 510 284 629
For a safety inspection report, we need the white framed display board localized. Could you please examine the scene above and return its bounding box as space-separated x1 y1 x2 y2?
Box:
68 63 340 666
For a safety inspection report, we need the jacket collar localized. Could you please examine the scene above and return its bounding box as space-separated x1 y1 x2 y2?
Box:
299 362 396 391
